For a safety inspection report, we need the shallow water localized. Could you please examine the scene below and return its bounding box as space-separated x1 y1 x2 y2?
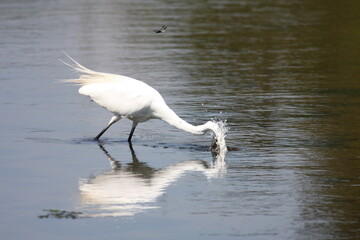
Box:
1 0 360 239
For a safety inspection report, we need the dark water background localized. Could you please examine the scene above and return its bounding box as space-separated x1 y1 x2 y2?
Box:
0 0 359 239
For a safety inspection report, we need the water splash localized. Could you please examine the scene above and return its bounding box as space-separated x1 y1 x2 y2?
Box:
206 119 228 178
210 119 228 154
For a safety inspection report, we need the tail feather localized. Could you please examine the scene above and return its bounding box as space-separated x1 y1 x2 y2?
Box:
60 53 115 86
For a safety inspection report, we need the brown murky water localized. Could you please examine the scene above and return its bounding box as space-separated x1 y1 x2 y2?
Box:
0 0 359 239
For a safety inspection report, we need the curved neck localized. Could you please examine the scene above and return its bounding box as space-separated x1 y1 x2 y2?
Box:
153 100 227 153
155 103 208 135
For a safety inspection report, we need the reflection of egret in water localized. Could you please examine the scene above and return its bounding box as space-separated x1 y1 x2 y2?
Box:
78 143 226 217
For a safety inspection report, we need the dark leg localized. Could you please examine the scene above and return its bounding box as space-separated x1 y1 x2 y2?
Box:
128 141 139 163
128 122 138 142
95 124 113 140
94 115 121 140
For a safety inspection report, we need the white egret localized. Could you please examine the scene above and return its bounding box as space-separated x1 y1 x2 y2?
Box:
62 55 226 149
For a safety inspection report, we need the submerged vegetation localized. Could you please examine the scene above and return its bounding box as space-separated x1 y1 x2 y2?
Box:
38 209 84 219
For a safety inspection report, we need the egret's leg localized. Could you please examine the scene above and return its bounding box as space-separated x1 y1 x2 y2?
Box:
95 115 121 140
128 122 138 142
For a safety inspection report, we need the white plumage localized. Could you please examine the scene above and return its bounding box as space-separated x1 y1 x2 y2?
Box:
62 55 226 149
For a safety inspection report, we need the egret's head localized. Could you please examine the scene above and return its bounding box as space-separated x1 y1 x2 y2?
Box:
204 120 228 153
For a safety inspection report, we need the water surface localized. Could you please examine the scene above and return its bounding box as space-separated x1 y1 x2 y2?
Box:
0 0 359 239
